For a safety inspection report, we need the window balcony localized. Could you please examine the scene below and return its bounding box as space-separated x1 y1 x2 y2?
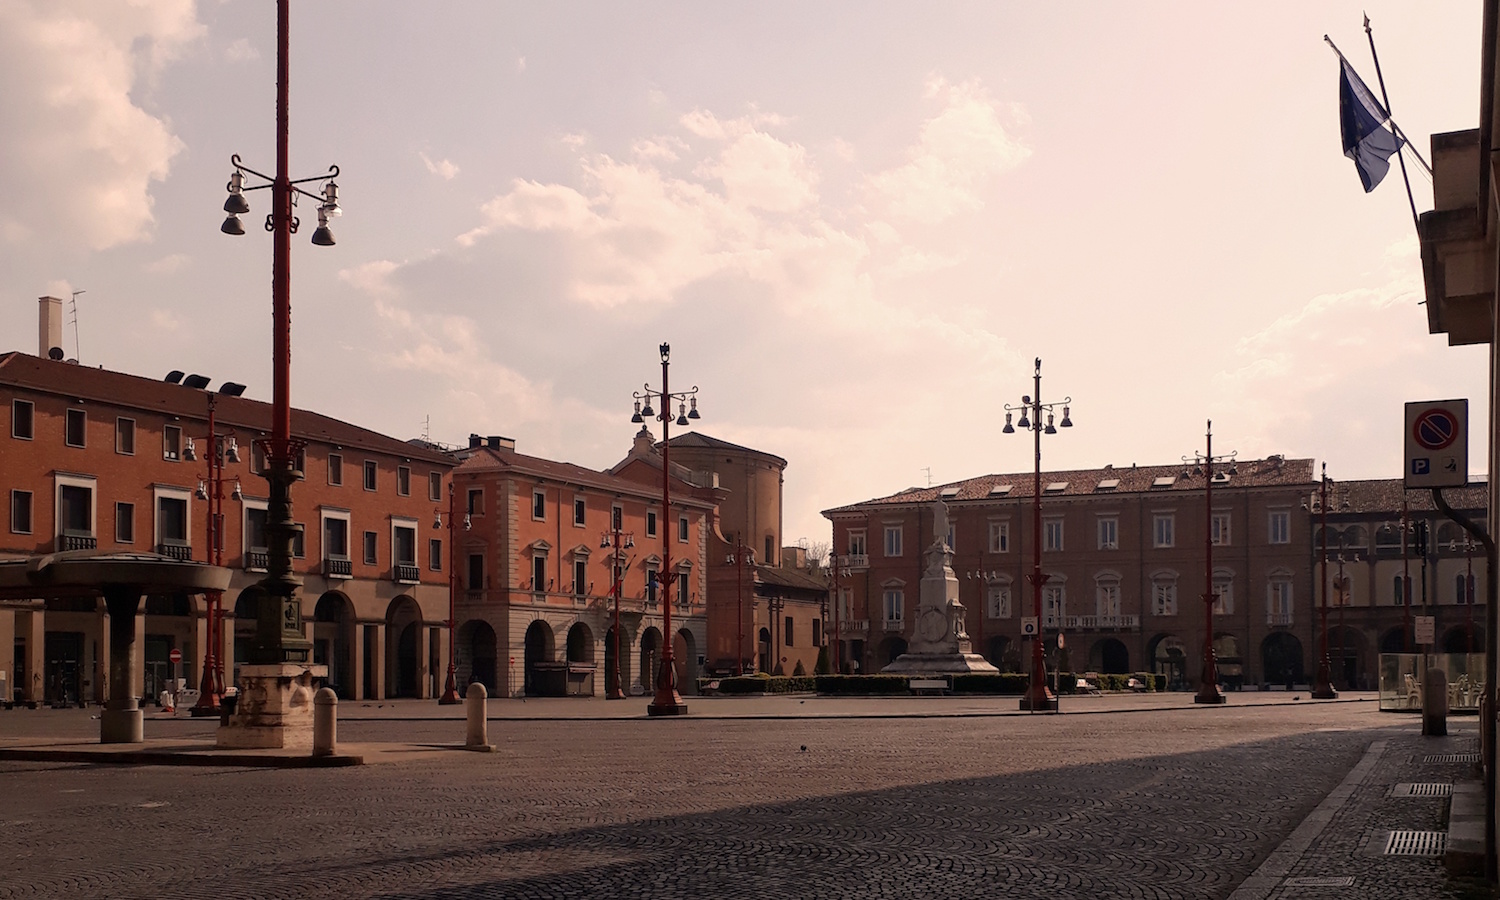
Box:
325 556 353 579
843 554 869 570
1268 612 1294 626
882 618 903 632
59 533 97 552
246 550 269 572
841 619 870 635
394 564 420 584
1067 614 1140 631
156 542 193 562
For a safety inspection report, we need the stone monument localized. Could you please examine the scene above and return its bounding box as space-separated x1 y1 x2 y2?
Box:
881 500 1000 676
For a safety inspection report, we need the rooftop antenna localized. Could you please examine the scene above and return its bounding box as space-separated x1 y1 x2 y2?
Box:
922 466 932 487
421 415 431 443
69 290 84 362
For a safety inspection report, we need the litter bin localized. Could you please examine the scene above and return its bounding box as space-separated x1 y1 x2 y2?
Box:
219 690 238 726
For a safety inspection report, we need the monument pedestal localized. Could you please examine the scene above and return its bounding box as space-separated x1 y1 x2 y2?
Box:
217 664 326 750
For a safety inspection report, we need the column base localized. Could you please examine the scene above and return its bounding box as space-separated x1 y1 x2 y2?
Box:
217 664 326 750
647 700 689 716
100 703 143 744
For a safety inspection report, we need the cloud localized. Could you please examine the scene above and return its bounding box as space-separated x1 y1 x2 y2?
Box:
420 151 460 180
143 252 189 274
516 56 526 73
224 37 257 62
867 77 1031 224
696 130 817 212
0 2 201 251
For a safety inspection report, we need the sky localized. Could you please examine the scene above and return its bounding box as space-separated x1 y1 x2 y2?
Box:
0 1 1490 549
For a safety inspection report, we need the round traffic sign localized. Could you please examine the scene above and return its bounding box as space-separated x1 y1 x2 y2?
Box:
168 648 182 664
1413 408 1459 451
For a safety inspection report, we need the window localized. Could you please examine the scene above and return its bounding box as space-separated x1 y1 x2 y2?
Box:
58 481 94 537
363 530 378 565
11 399 33 439
1211 512 1231 546
611 505 622 531
1097 517 1118 550
764 534 774 564
115 417 135 455
848 530 867 556
1096 578 1121 618
532 490 546 520
574 559 588 597
532 554 547 594
363 460 377 491
646 510 658 537
163 425 183 461
784 616 794 647
1268 580 1294 623
1043 518 1064 552
1043 585 1066 624
323 516 349 559
291 524 305 559
884 525 903 557
10 490 32 534
574 497 587 527
812 619 822 647
1152 577 1178 616
429 471 441 502
251 441 267 474
326 453 343 485
986 584 1011 619
397 466 411 497
1268 510 1290 545
1153 514 1174 548
246 507 269 553
1213 575 1234 615
65 408 85 447
988 521 1009 554
677 571 689 605
429 538 443 571
467 554 484 591
394 524 417 566
115 502 133 544
645 564 659 604
946 522 956 553
1457 572 1476 605
1394 574 1409 606
883 588 904 625
468 489 484 516
678 515 689 543
156 493 189 548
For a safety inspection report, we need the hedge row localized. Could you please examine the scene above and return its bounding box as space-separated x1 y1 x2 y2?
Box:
700 671 1169 696
715 674 818 694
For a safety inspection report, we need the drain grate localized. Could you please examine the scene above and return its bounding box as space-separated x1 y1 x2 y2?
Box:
1385 830 1447 856
1423 753 1479 764
1284 876 1355 887
1391 782 1453 798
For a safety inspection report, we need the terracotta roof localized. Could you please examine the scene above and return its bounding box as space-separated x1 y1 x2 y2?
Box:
754 564 829 593
456 446 716 508
823 456 1317 516
664 431 788 467
0 351 453 466
1337 478 1488 514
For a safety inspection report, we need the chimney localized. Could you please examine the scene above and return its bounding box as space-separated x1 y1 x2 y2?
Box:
469 434 482 449
486 435 515 451
38 296 63 359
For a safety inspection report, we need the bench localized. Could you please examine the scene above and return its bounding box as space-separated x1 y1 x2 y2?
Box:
909 677 949 695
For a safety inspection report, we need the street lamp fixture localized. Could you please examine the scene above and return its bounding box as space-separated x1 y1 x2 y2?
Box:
828 553 850 675
727 542 755 675
1302 463 1345 699
433 484 470 705
1183 420 1235 705
219 0 339 670
190 394 236 716
631 342 701 716
1002 357 1072 713
601 520 635 699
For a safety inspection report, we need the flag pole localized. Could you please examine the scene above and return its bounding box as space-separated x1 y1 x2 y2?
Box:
1363 15 1421 234
1325 34 1433 176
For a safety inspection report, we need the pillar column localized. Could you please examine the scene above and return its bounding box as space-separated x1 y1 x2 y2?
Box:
351 621 367 700
22 610 43 706
132 611 147 701
194 604 210 691
415 620 431 699
370 622 386 699
101 585 144 743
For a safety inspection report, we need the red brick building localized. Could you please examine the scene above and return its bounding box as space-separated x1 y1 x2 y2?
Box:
2 324 454 705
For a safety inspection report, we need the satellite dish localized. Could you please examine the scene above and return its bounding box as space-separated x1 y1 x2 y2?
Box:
47 347 64 361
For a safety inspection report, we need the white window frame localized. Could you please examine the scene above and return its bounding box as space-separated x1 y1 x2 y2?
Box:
363 460 378 492
848 529 867 557
242 498 270 557
328 452 343 486
574 496 587 528
115 501 134 544
1151 572 1178 617
392 516 420 568
532 489 547 521
1211 511 1231 546
115 417 135 455
678 514 689 543
1153 513 1174 548
10 489 33 535
1043 517 1064 552
882 586 905 627
320 508 352 562
11 399 34 440
54 473 97 540
1268 509 1291 545
64 407 86 448
363 529 378 565
1095 576 1121 618
884 524 903 558
1097 516 1118 550
986 581 1012 619
152 485 193 551
397 465 412 497
1213 570 1234 615
1268 578 1294 621
646 509 658 538
163 424 183 461
1043 583 1066 625
988 520 1010 554
428 471 442 502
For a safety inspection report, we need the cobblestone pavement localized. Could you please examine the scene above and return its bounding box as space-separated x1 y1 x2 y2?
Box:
0 702 1466 899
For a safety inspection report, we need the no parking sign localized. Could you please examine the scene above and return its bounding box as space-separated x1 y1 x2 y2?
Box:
1404 400 1468 489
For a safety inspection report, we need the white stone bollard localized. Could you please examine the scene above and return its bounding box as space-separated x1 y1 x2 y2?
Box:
465 682 494 751
312 687 338 757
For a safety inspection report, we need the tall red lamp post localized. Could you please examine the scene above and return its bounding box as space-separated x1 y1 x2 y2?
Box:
433 482 469 704
1186 420 1234 705
600 515 634 699
829 554 848 675
727 541 754 676
218 0 338 668
631 342 701 716
1002 357 1071 713
189 394 241 715
1305 463 1340 699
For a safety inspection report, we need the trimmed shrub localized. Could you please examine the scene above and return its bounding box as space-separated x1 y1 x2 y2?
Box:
951 672 1030 695
718 675 817 694
793 659 807 676
815 674 910 695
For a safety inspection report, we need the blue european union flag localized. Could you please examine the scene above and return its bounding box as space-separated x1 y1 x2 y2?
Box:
1339 58 1404 192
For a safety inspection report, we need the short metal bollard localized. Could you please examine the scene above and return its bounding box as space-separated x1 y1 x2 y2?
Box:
313 687 338 757
1423 667 1448 737
465 682 495 751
